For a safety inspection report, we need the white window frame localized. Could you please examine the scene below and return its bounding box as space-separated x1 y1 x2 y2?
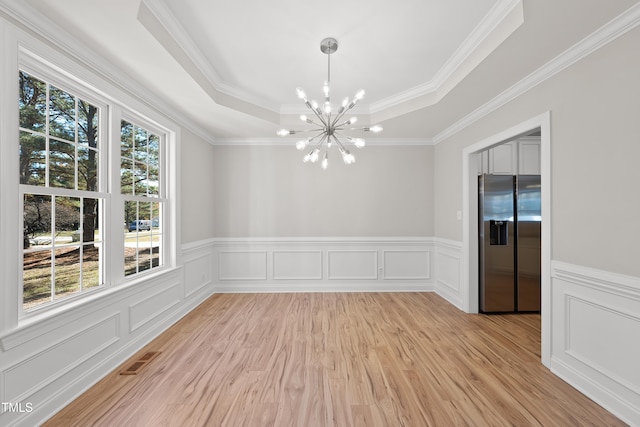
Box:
112 111 169 284
0 24 180 330
18 59 110 313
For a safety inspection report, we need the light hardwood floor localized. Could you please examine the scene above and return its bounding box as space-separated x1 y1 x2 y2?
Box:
45 293 626 426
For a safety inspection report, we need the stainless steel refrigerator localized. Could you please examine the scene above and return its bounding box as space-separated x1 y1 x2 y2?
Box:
479 174 541 313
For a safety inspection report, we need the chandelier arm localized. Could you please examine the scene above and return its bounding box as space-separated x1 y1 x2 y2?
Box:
337 127 367 132
315 133 328 149
334 130 365 142
308 130 327 143
332 135 348 151
306 118 324 127
333 119 356 129
305 101 329 127
331 107 351 128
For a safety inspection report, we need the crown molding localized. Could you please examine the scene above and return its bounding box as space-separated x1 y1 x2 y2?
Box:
140 0 522 125
212 137 433 146
369 0 523 114
433 1 640 144
140 0 280 115
0 0 216 145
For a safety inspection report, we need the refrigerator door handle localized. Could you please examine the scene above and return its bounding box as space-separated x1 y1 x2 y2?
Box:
490 220 508 245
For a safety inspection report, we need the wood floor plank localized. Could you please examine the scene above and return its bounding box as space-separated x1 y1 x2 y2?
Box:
44 293 626 426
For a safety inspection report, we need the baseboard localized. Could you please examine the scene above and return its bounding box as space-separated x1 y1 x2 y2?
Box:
214 282 433 293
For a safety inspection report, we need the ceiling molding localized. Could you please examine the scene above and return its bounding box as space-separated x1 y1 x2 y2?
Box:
0 0 216 145
369 0 523 115
213 137 434 147
140 0 280 116
139 0 523 127
433 1 640 145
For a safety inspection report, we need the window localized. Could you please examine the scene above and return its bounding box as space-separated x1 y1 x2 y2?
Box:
20 71 104 310
120 120 164 276
18 64 171 314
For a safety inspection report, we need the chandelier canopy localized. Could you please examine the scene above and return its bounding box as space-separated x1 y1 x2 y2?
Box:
277 37 382 169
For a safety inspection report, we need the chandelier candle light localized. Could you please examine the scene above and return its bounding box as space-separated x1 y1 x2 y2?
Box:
277 37 383 169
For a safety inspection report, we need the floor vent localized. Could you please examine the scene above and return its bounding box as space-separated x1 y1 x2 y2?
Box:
120 351 161 375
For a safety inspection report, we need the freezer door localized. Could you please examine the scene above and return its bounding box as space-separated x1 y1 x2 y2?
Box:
479 175 516 312
517 175 541 312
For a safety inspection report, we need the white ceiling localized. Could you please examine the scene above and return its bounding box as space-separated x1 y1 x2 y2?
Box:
15 0 640 141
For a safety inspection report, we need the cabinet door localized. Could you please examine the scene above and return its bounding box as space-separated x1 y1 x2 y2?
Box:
518 137 541 175
489 142 517 175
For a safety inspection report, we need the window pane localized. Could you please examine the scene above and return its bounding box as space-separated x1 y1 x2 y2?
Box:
82 198 101 243
139 201 151 222
124 223 138 276
148 134 159 165
50 140 75 189
121 157 133 194
151 202 162 270
135 161 148 195
24 194 52 248
78 100 98 147
124 200 137 231
134 126 147 163
149 162 159 197
23 249 52 310
20 131 46 185
137 245 153 274
19 71 47 132
49 86 76 142
78 146 98 191
151 202 161 230
152 235 162 269
121 120 134 158
82 243 101 289
54 196 80 245
54 245 80 300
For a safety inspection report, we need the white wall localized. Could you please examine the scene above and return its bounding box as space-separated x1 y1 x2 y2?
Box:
180 129 217 243
210 145 434 238
435 28 640 276
433 22 640 427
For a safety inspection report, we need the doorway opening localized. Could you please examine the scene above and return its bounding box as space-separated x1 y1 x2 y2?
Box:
461 112 551 367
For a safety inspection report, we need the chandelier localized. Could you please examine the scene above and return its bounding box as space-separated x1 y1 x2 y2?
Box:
277 37 382 169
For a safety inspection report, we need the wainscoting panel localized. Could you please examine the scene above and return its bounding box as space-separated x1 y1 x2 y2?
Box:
433 239 464 309
128 282 182 333
183 252 214 298
383 250 430 280
551 261 640 426
328 250 378 280
3 314 120 403
273 251 323 280
209 237 434 292
218 251 268 281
